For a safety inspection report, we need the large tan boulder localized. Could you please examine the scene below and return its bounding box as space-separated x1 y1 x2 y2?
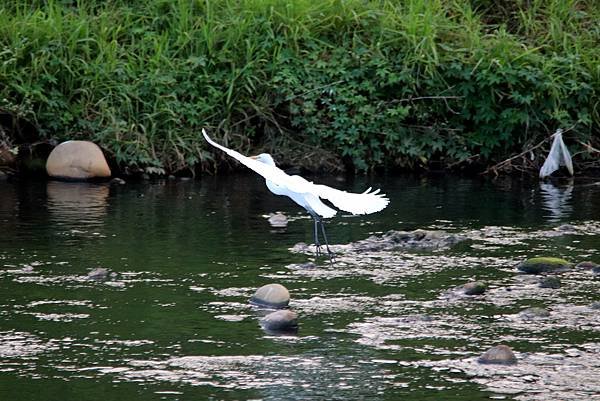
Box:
250 284 290 309
46 140 111 180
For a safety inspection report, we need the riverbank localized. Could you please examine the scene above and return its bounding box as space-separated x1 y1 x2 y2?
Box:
1 1 598 175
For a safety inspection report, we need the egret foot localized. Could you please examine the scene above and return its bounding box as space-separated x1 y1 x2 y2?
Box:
314 244 323 257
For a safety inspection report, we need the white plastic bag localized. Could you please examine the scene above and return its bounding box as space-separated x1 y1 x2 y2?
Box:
539 129 573 178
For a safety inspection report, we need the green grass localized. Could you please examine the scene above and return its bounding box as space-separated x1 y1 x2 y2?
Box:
0 0 598 173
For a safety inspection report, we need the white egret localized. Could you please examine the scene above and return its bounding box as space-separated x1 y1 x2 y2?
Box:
202 129 390 262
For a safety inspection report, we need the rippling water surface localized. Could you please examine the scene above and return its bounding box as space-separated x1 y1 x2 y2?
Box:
0 175 599 400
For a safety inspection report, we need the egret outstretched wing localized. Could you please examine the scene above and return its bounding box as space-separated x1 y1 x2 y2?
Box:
203 129 309 191
313 184 389 215
203 129 390 215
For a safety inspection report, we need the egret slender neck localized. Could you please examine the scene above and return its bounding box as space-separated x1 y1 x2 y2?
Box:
253 153 276 166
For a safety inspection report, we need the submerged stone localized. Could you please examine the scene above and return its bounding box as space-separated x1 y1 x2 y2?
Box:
517 257 572 274
267 212 288 228
460 281 487 295
576 261 600 274
478 345 517 365
250 284 290 309
287 262 317 270
519 307 550 320
110 177 126 185
557 224 576 232
87 267 110 280
575 261 598 269
260 310 298 334
539 276 561 289
46 140 111 180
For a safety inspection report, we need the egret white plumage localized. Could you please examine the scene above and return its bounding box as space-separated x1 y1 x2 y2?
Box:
202 129 390 262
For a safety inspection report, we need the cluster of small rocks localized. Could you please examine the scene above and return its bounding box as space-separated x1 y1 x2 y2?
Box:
516 257 599 289
291 229 467 256
449 255 599 365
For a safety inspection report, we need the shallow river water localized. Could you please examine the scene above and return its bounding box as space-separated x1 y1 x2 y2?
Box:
0 174 599 401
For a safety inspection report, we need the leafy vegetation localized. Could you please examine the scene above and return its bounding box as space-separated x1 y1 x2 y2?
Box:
0 0 598 173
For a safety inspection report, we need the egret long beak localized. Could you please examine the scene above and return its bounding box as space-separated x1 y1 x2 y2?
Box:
249 155 259 160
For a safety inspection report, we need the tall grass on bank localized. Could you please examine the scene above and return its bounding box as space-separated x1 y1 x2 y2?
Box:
0 0 598 173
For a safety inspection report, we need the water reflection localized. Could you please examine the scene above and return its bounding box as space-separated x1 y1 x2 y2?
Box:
539 181 573 223
46 181 109 227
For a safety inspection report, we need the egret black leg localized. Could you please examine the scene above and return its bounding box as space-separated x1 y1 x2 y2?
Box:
318 218 336 266
313 216 322 257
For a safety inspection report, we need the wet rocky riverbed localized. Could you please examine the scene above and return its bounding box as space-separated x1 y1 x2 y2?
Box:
0 175 599 400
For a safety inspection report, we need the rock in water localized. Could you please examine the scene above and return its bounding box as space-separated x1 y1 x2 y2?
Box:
539 276 561 289
287 262 317 270
576 261 600 274
478 345 517 365
250 284 290 309
350 230 466 252
110 177 126 185
459 281 487 295
260 310 298 333
576 261 598 269
268 212 288 228
517 257 571 274
519 307 550 320
87 267 110 280
46 141 111 180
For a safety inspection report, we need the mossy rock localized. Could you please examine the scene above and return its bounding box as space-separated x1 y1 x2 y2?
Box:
517 257 572 274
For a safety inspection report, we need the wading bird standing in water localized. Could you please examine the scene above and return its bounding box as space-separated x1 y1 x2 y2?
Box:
203 129 390 263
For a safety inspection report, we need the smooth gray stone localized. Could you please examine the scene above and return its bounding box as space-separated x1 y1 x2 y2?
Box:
519 307 550 320
478 345 517 365
87 267 110 280
260 310 298 333
460 281 487 295
539 276 561 289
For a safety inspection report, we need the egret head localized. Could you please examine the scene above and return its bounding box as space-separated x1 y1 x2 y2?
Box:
250 153 276 166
